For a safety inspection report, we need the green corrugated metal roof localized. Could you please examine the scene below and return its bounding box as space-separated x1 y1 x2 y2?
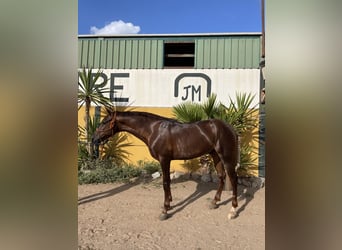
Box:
78 33 261 69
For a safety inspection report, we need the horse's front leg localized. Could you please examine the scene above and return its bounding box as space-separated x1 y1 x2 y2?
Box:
159 158 172 220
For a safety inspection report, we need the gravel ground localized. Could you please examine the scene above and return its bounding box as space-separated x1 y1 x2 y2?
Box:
78 176 265 250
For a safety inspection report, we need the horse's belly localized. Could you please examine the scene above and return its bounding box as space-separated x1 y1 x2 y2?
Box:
172 139 213 160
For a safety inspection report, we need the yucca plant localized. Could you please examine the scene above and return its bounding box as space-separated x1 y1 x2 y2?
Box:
78 66 113 155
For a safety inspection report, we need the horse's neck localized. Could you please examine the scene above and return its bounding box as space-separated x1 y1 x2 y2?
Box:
116 113 156 145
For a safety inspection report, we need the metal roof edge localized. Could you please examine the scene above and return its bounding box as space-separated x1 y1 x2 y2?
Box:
78 32 262 38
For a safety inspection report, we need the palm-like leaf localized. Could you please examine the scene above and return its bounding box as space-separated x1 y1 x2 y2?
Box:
78 66 113 110
173 102 205 122
88 115 101 139
78 124 86 140
222 92 258 135
78 66 114 154
202 93 221 119
101 133 133 165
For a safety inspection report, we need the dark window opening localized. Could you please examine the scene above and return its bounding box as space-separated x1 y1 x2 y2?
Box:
164 42 195 67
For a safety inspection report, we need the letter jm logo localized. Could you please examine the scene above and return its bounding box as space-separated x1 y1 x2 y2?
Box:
174 73 211 102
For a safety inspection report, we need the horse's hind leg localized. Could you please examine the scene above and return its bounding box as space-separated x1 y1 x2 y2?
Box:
209 151 226 209
225 161 238 219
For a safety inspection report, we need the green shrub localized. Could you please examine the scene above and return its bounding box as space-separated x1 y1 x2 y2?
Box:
137 160 161 174
78 160 163 184
78 164 142 184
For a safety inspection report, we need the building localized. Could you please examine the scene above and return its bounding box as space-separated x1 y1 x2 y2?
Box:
78 32 264 176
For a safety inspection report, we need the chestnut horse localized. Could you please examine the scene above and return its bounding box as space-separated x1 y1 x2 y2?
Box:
92 111 239 220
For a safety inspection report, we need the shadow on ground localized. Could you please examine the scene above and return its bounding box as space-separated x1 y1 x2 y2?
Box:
78 173 263 220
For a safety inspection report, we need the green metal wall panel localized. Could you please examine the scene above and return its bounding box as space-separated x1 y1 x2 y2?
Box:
216 39 225 68
245 38 254 68
223 38 232 68
137 40 144 68
118 40 126 68
125 40 132 68
94 39 101 68
89 40 95 67
131 40 138 69
203 40 211 68
99 40 106 68
78 34 261 69
144 40 151 68
231 38 239 68
193 36 260 69
113 40 120 68
150 40 157 68
238 39 246 68
252 38 260 68
210 39 218 68
104 40 111 68
195 39 203 68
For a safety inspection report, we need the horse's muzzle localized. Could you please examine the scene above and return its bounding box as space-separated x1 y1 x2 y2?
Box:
92 135 108 146
92 136 100 146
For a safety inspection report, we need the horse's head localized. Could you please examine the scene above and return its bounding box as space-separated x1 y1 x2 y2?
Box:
92 111 118 146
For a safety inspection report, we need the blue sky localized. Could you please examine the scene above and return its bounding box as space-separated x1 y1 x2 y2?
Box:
79 0 262 35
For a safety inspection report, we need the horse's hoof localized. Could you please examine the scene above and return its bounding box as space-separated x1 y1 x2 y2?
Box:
209 202 219 209
227 212 237 219
159 213 169 221
227 207 237 219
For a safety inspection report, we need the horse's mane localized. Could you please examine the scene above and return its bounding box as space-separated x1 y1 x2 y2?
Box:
118 111 179 123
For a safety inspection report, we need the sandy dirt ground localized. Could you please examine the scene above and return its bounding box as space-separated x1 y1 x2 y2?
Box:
78 176 265 250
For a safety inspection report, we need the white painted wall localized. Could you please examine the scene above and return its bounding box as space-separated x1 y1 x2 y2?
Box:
91 69 260 107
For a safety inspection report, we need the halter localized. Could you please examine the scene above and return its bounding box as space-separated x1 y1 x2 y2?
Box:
96 112 117 137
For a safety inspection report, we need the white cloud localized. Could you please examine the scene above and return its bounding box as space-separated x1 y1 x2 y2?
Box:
90 20 140 35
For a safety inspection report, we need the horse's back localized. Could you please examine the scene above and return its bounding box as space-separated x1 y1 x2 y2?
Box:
168 119 237 142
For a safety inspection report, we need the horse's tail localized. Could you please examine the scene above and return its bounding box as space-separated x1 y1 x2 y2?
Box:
236 134 240 171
